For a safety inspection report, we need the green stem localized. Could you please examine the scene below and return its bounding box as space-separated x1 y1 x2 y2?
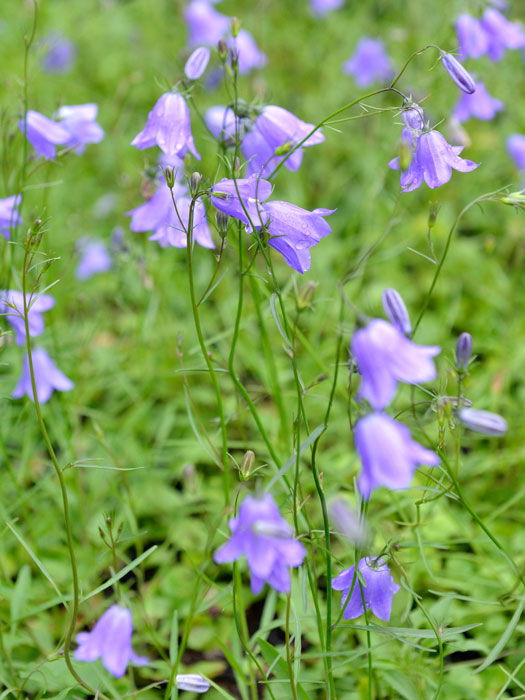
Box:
285 593 299 700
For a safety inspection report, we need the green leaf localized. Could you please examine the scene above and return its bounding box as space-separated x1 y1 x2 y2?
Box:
81 545 157 601
475 596 525 673
257 638 310 700
381 670 419 700
10 565 31 631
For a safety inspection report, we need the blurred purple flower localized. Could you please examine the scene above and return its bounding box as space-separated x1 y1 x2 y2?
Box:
355 413 439 499
12 348 73 403
205 105 239 143
211 176 271 231
41 33 76 73
264 201 335 273
74 605 148 678
453 82 504 122
131 92 200 160
389 129 479 192
439 52 476 94
329 498 370 546
0 195 22 240
75 238 113 280
310 0 345 17
456 14 489 60
56 104 104 154
176 675 210 693
213 493 305 594
481 8 525 61
342 38 393 87
332 556 400 621
456 408 508 436
382 288 411 335
228 30 267 75
1 290 55 346
243 105 324 177
351 319 440 410
185 47 211 80
507 134 525 170
185 1 230 47
19 110 70 160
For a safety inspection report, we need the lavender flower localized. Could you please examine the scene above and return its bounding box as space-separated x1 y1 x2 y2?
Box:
355 413 439 499
507 134 525 170
456 14 489 60
342 38 393 87
19 110 70 160
76 238 113 280
480 8 525 61
0 195 22 240
12 348 73 403
453 82 504 123
333 557 400 621
439 52 476 94
1 290 55 345
351 319 440 410
213 493 305 594
131 92 200 160
185 47 211 80
456 408 508 436
55 104 104 154
264 201 335 273
205 105 239 143
41 33 76 73
389 129 479 192
185 1 230 47
228 30 267 75
74 604 148 678
210 176 271 231
176 675 210 693
310 0 345 17
381 288 411 335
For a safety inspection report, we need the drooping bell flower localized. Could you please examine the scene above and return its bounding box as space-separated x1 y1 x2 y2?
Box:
185 1 230 47
75 238 113 280
19 110 70 160
205 105 240 144
480 8 525 61
210 176 271 231
332 556 400 621
228 30 267 75
0 195 23 240
342 38 393 87
56 104 105 154
12 348 73 403
453 82 504 122
456 14 489 60
1 290 55 345
41 33 76 74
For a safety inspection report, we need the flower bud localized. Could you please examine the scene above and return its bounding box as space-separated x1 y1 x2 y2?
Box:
455 332 472 371
456 408 508 436
190 171 202 194
401 104 424 131
297 281 316 310
27 217 44 250
500 190 525 208
184 47 210 81
231 16 240 38
164 166 175 189
439 51 476 94
239 449 255 479
176 674 210 694
216 211 229 238
382 288 411 335
218 39 228 62
274 140 294 156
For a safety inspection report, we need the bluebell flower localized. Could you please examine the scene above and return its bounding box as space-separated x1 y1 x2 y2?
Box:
1 290 55 345
264 201 335 273
19 110 70 160
185 1 230 47
453 82 504 122
456 14 489 60
310 0 345 17
131 92 200 160
507 134 525 170
56 104 105 154
481 8 525 61
355 413 439 499
342 38 393 87
75 238 113 280
332 556 400 621
228 30 267 75
184 47 211 80
12 348 73 403
351 319 440 410
41 33 76 73
205 105 239 143
74 605 148 678
210 176 271 231
214 493 305 594
0 195 22 240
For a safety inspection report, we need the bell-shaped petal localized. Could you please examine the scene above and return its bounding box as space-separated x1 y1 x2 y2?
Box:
19 110 70 160
332 557 400 622
481 8 525 61
12 348 73 404
342 37 393 87
56 103 104 154
75 238 113 280
0 195 22 240
184 47 211 80
453 82 504 122
211 176 271 231
456 14 490 60
185 1 230 47
1 290 55 345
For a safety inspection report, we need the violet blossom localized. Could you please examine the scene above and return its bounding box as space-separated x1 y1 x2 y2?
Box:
228 30 267 75
184 47 211 80
210 176 271 231
310 0 345 17
453 82 504 122
185 1 230 47
41 33 76 73
480 8 525 61
355 413 439 499
131 92 200 160
351 318 440 410
12 348 73 404
55 104 104 154
342 38 393 87
1 290 55 345
75 238 113 280
507 134 525 170
456 14 489 60
19 110 70 160
332 556 400 621
74 604 148 678
0 195 22 240
213 493 305 594
205 105 239 143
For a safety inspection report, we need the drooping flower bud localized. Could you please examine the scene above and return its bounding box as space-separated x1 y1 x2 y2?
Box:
439 51 476 94
176 674 210 693
184 47 210 81
456 408 508 436
297 281 316 310
382 288 411 335
455 332 473 370
239 449 255 479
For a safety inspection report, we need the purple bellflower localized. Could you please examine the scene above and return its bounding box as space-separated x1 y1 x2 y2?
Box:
507 134 525 170
131 92 200 160
342 38 393 87
480 8 525 61
213 493 305 594
389 128 479 192
75 238 113 280
185 1 230 47
41 33 76 73
355 413 439 499
453 82 504 122
310 0 345 17
332 556 400 621
19 110 70 160
243 105 324 177
211 176 271 231
351 319 440 410
264 201 335 273
1 290 55 346
185 47 211 80
456 14 489 60
0 195 22 240
74 604 148 678
55 104 104 154
228 30 267 75
176 675 211 693
205 105 239 143
12 348 73 403
439 52 476 94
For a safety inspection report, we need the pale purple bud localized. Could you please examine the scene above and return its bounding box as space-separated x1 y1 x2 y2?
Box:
382 288 411 335
456 408 508 436
439 51 476 94
184 47 211 80
455 332 472 370
176 674 210 693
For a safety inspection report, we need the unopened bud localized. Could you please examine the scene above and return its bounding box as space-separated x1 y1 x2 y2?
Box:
164 166 175 189
218 39 227 61
190 171 202 194
428 201 440 228
455 332 472 371
27 218 44 249
399 138 412 172
500 190 525 208
230 48 239 72
456 408 508 437
401 102 424 131
274 140 294 156
382 288 411 335
216 211 229 238
297 281 316 310
439 51 476 94
240 450 255 479
176 674 210 693
231 17 240 38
